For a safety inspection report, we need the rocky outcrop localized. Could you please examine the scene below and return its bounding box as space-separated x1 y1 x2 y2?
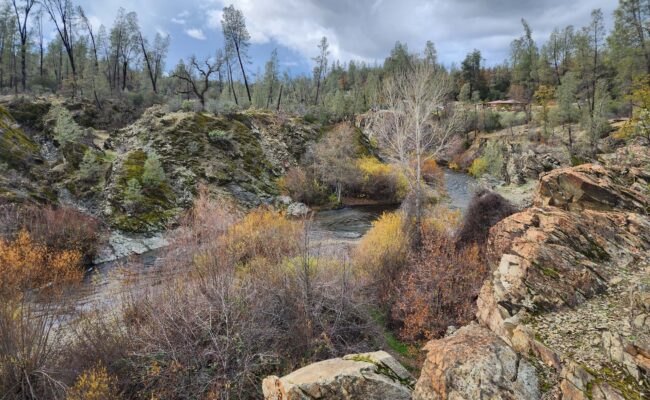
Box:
413 324 540 400
535 164 648 213
0 100 321 234
261 144 650 399
476 148 650 398
506 148 564 185
262 351 414 400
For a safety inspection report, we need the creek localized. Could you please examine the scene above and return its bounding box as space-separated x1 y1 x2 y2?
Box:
65 169 476 312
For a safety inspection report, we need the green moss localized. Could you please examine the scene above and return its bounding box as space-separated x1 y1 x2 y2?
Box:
0 106 40 171
110 149 178 233
346 355 415 389
6 100 51 130
541 267 561 279
584 364 645 400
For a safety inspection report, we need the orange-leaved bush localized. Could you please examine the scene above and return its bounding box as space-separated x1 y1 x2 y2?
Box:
391 227 487 341
0 230 83 294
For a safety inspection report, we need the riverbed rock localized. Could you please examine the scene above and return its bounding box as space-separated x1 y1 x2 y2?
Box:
262 351 414 400
286 202 310 218
413 324 540 400
93 231 169 264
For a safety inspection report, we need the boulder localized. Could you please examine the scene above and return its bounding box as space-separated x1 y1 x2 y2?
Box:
412 324 540 400
262 351 414 400
535 164 648 213
286 202 310 218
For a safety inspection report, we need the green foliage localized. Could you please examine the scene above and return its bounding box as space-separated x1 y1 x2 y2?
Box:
469 141 503 178
181 100 194 112
208 130 230 141
142 152 166 189
52 106 85 145
468 157 489 177
78 149 103 183
123 178 144 212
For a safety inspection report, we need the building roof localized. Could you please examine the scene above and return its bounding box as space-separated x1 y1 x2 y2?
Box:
487 99 525 105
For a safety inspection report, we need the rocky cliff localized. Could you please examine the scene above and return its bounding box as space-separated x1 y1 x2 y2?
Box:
0 98 321 235
264 142 650 399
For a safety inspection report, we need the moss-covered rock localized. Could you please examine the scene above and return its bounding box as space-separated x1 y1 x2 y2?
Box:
0 106 41 171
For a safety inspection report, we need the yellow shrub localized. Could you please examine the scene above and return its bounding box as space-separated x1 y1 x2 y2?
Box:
354 212 408 289
356 157 408 201
468 157 489 177
224 209 304 265
423 206 462 234
357 156 392 178
67 364 119 400
0 230 82 294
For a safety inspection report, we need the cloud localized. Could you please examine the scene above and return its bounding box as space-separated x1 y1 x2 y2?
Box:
206 0 617 66
185 28 207 40
73 0 618 72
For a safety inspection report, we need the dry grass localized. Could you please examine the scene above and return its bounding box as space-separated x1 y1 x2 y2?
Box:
56 189 374 399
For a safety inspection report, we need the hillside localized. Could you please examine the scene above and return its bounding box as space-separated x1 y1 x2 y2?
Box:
0 98 321 234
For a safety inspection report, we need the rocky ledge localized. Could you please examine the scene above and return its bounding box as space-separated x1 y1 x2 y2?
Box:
264 143 650 399
262 351 415 400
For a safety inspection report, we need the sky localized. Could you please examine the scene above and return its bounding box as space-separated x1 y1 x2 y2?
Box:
74 0 619 76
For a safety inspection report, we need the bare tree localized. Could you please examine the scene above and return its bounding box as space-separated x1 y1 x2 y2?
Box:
221 5 252 102
371 63 461 242
42 0 77 92
11 0 35 91
34 7 44 77
78 6 101 107
139 31 169 94
172 55 222 109
0 4 15 89
313 36 329 105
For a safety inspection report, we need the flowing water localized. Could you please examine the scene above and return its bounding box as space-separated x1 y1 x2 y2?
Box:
63 169 476 312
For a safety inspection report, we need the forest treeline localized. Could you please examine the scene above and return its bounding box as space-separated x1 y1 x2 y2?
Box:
1 0 649 125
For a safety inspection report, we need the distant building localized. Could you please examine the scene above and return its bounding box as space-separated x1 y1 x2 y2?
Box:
486 99 526 111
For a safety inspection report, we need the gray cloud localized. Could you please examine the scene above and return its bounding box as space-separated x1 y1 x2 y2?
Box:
75 0 618 70
211 0 617 65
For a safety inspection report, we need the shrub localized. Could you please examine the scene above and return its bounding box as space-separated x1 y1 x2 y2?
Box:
208 129 230 141
421 159 444 187
142 152 166 189
482 108 502 132
123 178 144 212
278 166 329 205
224 208 303 266
468 140 503 178
455 189 516 249
0 204 101 264
468 157 489 177
67 364 120 400
356 157 407 202
392 228 487 340
181 99 195 112
79 149 104 183
61 192 372 399
0 230 83 294
52 105 85 145
354 212 409 309
0 232 84 399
